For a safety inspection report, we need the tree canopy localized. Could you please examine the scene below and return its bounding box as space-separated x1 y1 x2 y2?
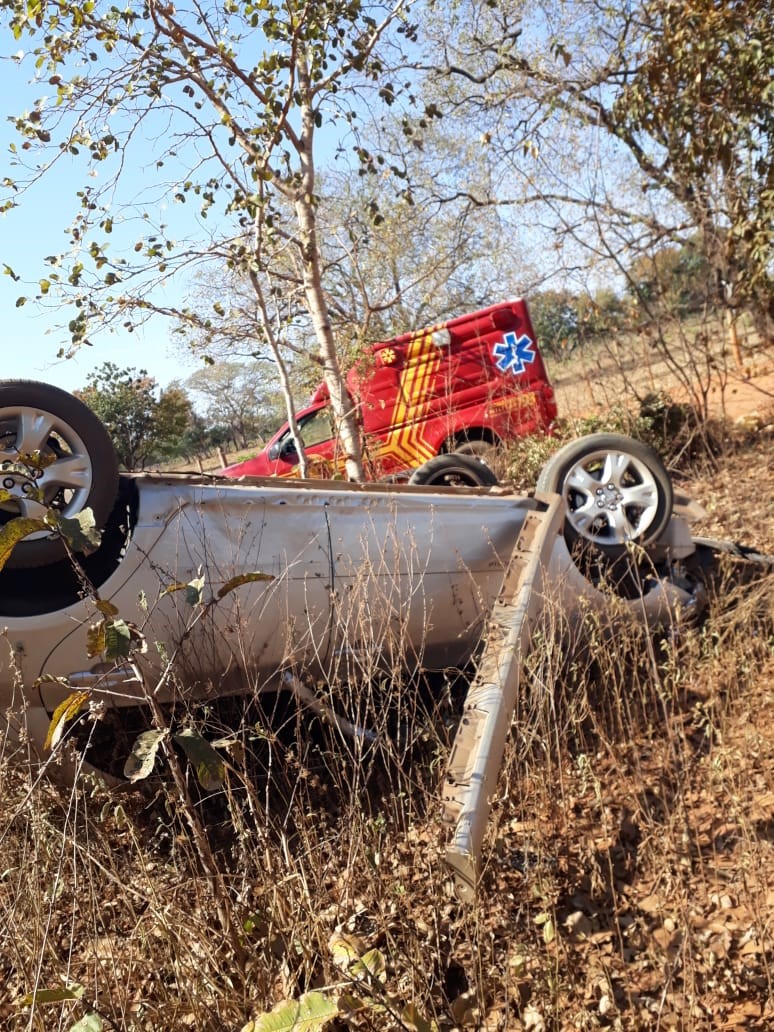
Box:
2 0 771 448
419 0 773 341
3 0 429 478
185 361 285 449
77 363 194 468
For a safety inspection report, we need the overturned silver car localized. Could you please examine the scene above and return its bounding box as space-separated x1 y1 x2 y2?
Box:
0 380 736 898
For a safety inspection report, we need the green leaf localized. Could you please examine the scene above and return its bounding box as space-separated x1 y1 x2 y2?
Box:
37 674 74 689
103 619 133 660
173 728 225 790
185 575 206 605
89 617 134 660
247 992 339 1032
124 729 168 781
534 912 555 943
69 1014 103 1032
54 509 101 554
161 575 205 606
0 517 48 571
19 985 85 1006
349 948 386 982
216 571 274 598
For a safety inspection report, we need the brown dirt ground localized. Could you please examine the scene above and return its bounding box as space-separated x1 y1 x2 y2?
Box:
550 338 774 427
684 436 774 555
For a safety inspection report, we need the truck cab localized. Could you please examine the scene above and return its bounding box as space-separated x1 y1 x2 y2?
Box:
222 299 556 480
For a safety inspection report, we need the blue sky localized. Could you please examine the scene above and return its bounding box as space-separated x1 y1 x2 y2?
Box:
0 53 204 394
0 9 358 398
1 212 201 394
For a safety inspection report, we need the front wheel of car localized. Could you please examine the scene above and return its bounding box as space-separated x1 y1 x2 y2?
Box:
536 433 673 559
0 380 120 568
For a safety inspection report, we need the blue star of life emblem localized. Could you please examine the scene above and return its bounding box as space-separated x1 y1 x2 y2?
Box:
492 332 537 376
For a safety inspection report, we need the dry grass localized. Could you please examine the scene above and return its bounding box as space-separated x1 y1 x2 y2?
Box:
547 312 774 427
1 433 773 1032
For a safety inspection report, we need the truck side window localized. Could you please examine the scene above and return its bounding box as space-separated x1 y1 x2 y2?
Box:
277 406 334 458
299 407 335 447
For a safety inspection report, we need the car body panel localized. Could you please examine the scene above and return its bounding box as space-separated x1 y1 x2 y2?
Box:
2 474 545 717
2 475 702 762
0 450 709 897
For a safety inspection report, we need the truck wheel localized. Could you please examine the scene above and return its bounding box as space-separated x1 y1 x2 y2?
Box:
409 453 499 488
536 433 673 558
453 438 499 467
0 380 120 568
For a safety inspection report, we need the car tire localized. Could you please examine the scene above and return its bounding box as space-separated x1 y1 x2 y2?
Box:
0 380 120 568
409 453 499 488
536 433 673 558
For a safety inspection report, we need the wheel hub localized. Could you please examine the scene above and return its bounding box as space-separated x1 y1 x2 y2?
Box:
594 482 624 511
0 459 43 507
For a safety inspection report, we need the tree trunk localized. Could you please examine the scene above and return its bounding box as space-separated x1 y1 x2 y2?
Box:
293 65 365 482
270 336 311 478
726 307 743 371
248 267 311 477
295 197 365 481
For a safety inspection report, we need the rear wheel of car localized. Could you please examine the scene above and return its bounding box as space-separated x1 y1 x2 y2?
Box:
409 453 499 488
0 380 120 568
536 433 673 559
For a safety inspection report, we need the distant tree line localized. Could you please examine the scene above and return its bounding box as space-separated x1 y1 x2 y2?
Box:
530 238 714 359
76 361 285 469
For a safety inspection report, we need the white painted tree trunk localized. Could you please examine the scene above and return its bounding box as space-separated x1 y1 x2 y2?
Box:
293 63 365 482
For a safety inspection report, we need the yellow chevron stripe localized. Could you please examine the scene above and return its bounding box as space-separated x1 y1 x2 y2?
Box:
386 332 442 465
280 331 447 477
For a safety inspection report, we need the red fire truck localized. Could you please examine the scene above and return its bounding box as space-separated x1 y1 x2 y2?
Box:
222 299 556 480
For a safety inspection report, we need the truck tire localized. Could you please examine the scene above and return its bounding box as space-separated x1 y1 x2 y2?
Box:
409 453 499 488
